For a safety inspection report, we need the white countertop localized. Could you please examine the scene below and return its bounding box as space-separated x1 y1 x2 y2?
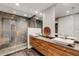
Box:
31 35 79 51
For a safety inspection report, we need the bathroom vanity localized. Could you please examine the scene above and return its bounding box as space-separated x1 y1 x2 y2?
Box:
30 36 79 56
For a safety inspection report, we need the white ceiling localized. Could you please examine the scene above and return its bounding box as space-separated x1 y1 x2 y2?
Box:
0 3 79 18
0 3 53 17
55 3 79 18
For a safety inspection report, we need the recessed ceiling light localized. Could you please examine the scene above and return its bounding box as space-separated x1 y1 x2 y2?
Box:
16 3 20 6
24 14 27 16
35 11 38 14
35 17 39 19
66 10 70 14
39 13 43 16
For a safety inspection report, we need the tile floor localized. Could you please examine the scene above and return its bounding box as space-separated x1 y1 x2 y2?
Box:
0 43 27 56
7 49 41 56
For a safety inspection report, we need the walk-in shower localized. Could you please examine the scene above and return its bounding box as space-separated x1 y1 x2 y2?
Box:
0 10 42 55
0 17 27 51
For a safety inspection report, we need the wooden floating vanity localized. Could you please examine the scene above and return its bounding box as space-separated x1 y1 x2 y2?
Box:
30 36 79 56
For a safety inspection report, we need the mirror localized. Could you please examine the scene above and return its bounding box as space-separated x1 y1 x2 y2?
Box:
43 26 51 37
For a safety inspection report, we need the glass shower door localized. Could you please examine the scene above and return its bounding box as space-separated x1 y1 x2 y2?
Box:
0 18 27 55
0 18 27 49
2 19 17 47
3 20 12 47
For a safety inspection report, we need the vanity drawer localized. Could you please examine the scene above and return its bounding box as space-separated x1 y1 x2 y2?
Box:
47 44 72 56
48 42 79 56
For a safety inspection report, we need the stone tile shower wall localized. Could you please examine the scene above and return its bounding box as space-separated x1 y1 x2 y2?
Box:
15 19 27 44
0 18 28 48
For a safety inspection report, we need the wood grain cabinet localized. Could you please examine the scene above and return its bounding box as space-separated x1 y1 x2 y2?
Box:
30 36 79 56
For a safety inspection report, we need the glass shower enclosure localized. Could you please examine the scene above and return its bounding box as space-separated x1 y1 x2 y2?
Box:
0 17 27 50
